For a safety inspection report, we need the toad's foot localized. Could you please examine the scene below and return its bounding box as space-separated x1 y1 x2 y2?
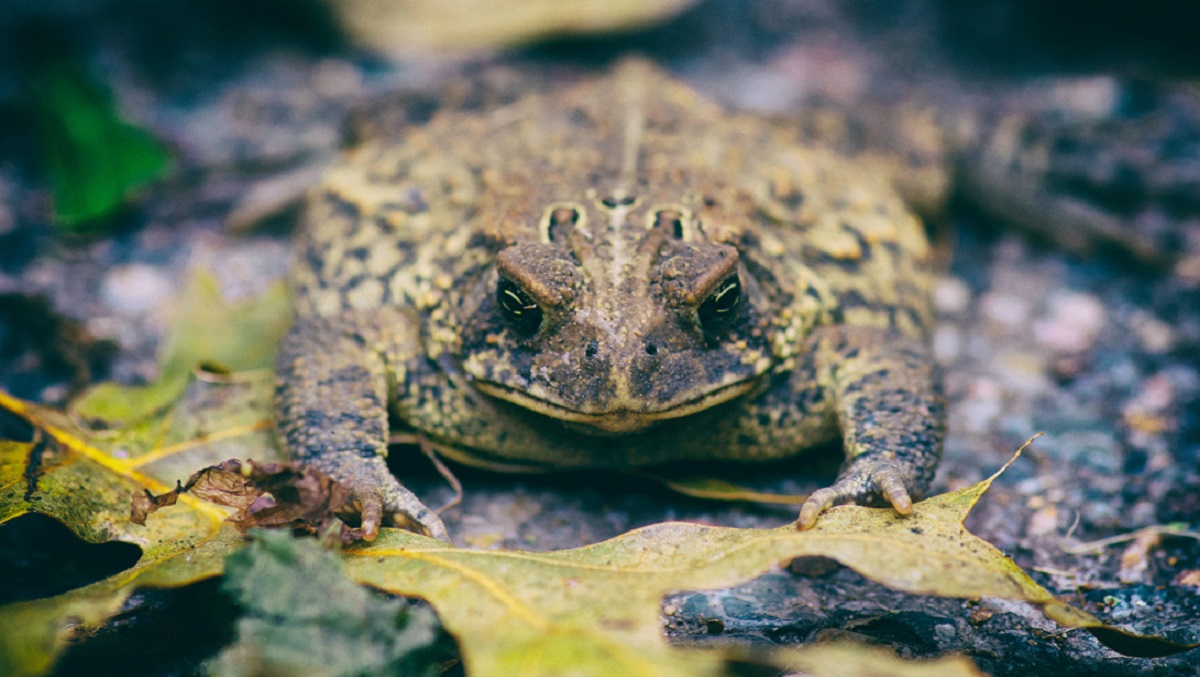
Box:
342 468 450 543
797 458 917 530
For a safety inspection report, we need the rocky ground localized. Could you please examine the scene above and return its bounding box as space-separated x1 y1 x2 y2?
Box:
1 1 1197 675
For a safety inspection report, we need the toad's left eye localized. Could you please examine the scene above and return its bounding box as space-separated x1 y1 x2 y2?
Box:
698 274 741 328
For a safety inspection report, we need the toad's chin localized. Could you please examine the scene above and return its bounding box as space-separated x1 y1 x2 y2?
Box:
472 379 758 434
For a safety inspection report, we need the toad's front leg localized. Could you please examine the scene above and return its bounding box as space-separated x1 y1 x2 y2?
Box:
797 325 945 529
274 313 448 542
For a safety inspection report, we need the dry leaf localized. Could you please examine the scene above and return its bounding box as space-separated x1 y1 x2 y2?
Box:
329 0 698 54
637 472 807 505
69 271 290 426
2 273 1194 676
0 271 288 677
132 459 361 543
340 453 1194 675
748 643 985 677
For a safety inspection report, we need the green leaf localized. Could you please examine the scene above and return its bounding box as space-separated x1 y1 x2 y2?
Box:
26 62 171 229
212 530 445 677
70 271 291 426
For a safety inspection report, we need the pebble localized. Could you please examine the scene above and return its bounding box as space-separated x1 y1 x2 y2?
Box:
1134 372 1176 412
1129 311 1175 354
934 624 957 643
996 351 1050 394
933 276 971 315
1039 76 1121 120
101 264 173 315
1032 290 1106 353
979 292 1030 328
1026 506 1060 538
1175 254 1200 287
931 325 962 364
312 58 365 99
957 377 1003 433
1121 372 1176 437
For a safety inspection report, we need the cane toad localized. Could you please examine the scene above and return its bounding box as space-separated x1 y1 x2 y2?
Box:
274 60 952 541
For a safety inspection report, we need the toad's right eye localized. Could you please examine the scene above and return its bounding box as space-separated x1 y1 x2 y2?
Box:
497 277 543 334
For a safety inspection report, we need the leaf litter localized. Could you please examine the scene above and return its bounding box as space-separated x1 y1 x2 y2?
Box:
213 530 448 677
1 272 1195 676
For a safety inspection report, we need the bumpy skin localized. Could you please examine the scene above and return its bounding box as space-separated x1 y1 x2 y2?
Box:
274 61 947 541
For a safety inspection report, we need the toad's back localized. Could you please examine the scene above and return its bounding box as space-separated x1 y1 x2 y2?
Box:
293 62 936 344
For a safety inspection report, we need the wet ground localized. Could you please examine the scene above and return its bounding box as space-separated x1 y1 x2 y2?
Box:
1 1 1198 675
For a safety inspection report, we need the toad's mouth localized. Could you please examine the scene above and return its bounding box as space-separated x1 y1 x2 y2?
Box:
472 379 758 434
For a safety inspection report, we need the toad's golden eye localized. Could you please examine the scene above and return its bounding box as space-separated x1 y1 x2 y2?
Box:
698 274 740 329
497 277 543 334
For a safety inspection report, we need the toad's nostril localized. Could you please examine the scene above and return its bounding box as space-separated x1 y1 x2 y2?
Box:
585 341 599 358
644 342 658 356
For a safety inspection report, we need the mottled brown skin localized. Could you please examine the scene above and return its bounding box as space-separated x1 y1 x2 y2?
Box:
275 61 946 541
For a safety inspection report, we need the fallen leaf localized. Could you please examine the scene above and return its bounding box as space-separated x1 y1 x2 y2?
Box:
1177 570 1200 588
132 459 360 543
69 271 291 426
212 530 447 677
636 472 807 505
1118 528 1161 584
0 271 288 677
745 643 985 676
0 375 276 676
2 275 1194 676
328 0 698 54
340 447 1195 674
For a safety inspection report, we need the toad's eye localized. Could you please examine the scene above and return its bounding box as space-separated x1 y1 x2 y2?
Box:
497 277 543 334
698 274 741 328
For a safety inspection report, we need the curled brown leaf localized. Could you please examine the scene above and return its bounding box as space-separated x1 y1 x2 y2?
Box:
130 460 364 544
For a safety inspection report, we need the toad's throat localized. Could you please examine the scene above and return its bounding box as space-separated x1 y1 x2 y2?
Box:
472 379 757 433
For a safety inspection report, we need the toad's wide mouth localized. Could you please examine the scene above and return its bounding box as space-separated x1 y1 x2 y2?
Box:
472 378 759 434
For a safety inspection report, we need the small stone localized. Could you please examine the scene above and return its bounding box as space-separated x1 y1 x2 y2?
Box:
997 351 1050 394
1137 372 1176 412
1027 506 1059 538
1032 290 1106 353
1042 76 1121 120
101 264 173 315
958 377 1003 433
1130 312 1174 354
39 383 69 404
1049 290 1106 331
931 325 962 364
934 623 957 643
312 58 364 98
979 292 1029 328
1175 254 1200 287
933 276 971 315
